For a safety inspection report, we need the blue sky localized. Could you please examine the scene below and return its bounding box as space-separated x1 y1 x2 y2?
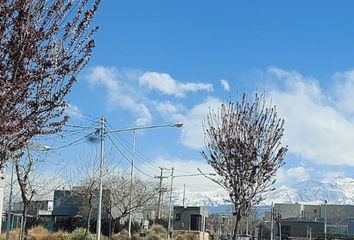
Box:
43 1 354 193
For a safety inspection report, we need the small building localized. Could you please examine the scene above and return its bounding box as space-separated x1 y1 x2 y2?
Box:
174 206 208 232
13 200 53 216
280 219 324 238
52 188 110 219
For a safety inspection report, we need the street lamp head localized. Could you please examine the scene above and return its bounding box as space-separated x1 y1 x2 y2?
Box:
174 122 184 128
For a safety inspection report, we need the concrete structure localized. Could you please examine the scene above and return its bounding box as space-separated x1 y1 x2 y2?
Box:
303 204 321 220
13 200 53 216
53 188 110 219
280 219 324 238
273 203 302 219
264 203 354 239
173 206 208 232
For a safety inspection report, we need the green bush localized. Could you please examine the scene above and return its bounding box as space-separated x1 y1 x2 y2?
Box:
145 224 166 240
112 230 129 240
68 228 95 240
51 230 70 240
131 234 140 240
146 234 162 240
175 232 198 240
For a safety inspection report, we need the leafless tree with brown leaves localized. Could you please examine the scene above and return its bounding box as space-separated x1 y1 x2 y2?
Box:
202 92 288 240
103 171 157 238
0 0 100 167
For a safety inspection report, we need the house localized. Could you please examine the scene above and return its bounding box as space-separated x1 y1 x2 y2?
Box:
173 206 209 240
174 206 208 232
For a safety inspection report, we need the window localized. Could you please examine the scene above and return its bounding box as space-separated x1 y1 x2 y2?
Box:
176 213 181 221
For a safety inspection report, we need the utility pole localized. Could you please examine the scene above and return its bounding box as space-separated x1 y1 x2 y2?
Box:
270 203 274 240
96 117 105 240
167 167 174 240
155 167 168 221
128 126 136 239
5 162 14 240
324 200 327 240
182 184 186 207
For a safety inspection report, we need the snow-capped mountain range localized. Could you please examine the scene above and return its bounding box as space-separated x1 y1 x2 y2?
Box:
173 177 354 209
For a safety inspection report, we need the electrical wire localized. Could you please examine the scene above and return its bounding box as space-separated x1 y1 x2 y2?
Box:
49 132 93 150
105 123 161 171
106 133 155 179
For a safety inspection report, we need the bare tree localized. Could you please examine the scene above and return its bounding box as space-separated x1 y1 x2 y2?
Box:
104 171 157 238
0 0 100 167
74 157 100 239
13 153 35 240
202 92 288 240
13 148 64 240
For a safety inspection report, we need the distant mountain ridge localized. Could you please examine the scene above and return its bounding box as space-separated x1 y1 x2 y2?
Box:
173 177 354 212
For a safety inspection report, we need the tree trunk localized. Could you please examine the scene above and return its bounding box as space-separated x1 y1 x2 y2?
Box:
108 216 112 240
232 210 242 240
84 206 93 239
112 219 118 235
20 203 28 240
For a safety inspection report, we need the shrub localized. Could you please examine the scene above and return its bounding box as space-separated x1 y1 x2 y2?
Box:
131 234 140 240
175 232 198 240
145 224 166 240
112 230 129 240
146 233 162 240
0 229 21 240
50 230 70 240
27 225 50 240
68 228 95 240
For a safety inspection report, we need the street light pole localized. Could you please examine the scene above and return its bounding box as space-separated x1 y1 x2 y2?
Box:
167 167 174 240
96 117 105 240
270 202 274 240
324 200 327 240
109 122 183 239
128 126 136 239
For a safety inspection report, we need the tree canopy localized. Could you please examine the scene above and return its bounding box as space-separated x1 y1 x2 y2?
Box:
202 92 288 240
0 0 100 167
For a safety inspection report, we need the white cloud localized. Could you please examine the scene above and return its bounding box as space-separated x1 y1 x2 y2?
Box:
155 101 179 114
268 67 354 166
333 70 354 115
220 79 230 91
139 71 213 97
180 97 223 150
86 66 152 125
65 103 83 119
275 167 311 186
154 101 185 123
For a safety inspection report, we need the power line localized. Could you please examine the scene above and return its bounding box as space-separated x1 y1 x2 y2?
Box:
106 133 155 179
49 132 93 150
105 123 161 172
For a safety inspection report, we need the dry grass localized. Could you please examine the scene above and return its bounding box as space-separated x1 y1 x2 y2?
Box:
27 225 51 240
50 230 69 240
0 228 21 240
